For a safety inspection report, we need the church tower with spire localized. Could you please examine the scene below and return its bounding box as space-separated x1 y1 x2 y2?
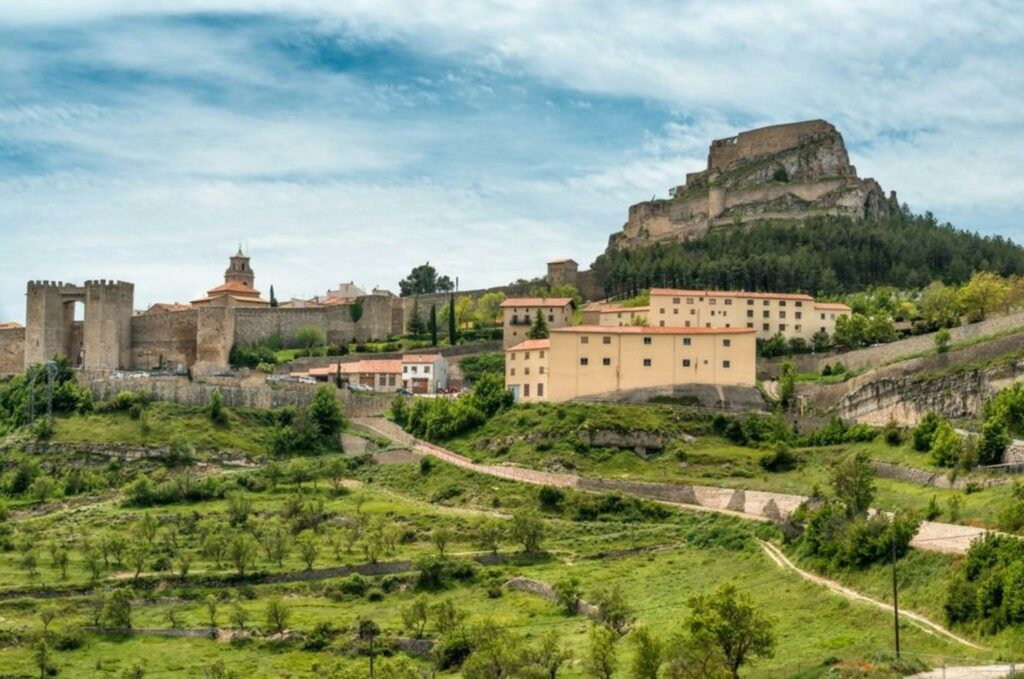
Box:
224 246 255 289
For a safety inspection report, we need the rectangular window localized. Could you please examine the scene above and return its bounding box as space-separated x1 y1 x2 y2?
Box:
747 299 754 306
524 367 530 375
643 337 652 345
709 298 717 305
763 323 770 331
659 320 665 327
747 310 753 318
525 352 530 359
821 313 826 320
723 339 731 347
779 323 787 331
643 359 652 367
524 384 530 397
683 337 691 346
763 300 769 306
795 311 802 320
673 297 680 304
580 357 589 366
779 300 787 307
686 298 694 304
763 310 770 318
723 360 731 368
690 308 696 315
510 368 516 376
537 383 544 397
682 359 691 367
795 325 802 331
725 298 732 305
602 357 611 366
779 311 786 319
746 322 753 328
705 322 711 328
673 308 679 315
540 351 545 358
796 301 803 307
548 314 554 322
581 336 589 344
403 366 408 373
603 336 611 344
685 321 691 327
540 366 545 374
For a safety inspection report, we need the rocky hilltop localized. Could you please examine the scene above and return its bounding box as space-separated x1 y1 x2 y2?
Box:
611 120 900 248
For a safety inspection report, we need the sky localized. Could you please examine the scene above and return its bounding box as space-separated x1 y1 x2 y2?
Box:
0 1 1022 322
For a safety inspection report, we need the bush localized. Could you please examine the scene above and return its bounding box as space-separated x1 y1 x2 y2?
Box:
759 444 800 472
537 486 565 511
929 420 962 467
882 420 903 446
912 412 941 452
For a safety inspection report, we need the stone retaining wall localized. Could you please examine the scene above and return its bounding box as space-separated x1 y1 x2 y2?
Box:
286 341 501 373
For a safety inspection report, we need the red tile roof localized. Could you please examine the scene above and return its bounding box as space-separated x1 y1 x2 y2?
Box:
500 297 574 308
813 302 852 311
0 322 23 330
207 281 262 295
305 359 402 377
552 325 755 335
401 354 443 363
506 339 551 352
650 288 814 302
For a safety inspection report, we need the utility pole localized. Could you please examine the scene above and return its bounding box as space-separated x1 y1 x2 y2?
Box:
891 531 901 658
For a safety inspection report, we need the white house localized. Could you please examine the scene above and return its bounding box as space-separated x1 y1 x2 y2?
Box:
401 353 449 394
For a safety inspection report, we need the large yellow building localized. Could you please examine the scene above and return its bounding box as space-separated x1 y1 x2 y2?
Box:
648 288 850 341
506 325 755 402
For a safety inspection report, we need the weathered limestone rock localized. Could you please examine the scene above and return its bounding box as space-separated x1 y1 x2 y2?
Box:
612 120 898 248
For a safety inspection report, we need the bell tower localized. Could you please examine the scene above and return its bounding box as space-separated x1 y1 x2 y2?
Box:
224 246 255 289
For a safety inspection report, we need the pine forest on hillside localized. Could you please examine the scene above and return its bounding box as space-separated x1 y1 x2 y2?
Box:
593 211 1024 298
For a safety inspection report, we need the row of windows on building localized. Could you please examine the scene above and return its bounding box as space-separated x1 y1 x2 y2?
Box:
666 296 805 307
515 383 545 398
510 313 557 324
575 357 732 368
657 320 819 333
658 307 836 320
402 365 431 373
578 336 728 346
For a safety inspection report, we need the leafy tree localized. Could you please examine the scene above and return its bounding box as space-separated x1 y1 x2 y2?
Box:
105 588 133 628
309 385 345 439
948 494 964 523
226 492 253 526
399 262 454 297
778 359 796 407
358 618 382 677
979 418 1011 465
912 412 942 452
297 531 318 570
593 586 634 635
528 309 549 340
227 534 258 576
230 602 250 630
929 420 962 467
509 509 545 553
265 597 289 633
935 327 952 354
475 292 506 327
33 640 54 679
294 325 326 351
554 576 582 614
209 388 227 425
448 292 458 344
52 547 69 579
584 623 619 679
401 596 430 638
919 281 961 329
810 328 832 352
830 450 875 519
685 583 775 679
432 527 451 558
474 520 503 555
205 594 219 628
28 475 57 504
630 625 663 679
958 271 1010 321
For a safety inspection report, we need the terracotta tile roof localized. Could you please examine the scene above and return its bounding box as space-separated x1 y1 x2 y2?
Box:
552 325 755 335
401 354 443 363
207 281 262 295
813 302 852 311
500 297 574 308
304 359 403 378
506 339 551 352
599 305 649 314
650 288 815 302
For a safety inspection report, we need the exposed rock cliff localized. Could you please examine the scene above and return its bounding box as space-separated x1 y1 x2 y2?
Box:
613 120 899 248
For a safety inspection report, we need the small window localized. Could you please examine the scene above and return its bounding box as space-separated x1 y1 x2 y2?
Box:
779 311 786 319
510 368 516 376
746 322 753 328
763 300 769 306
685 321 691 327
643 337 652 345
603 336 611 344
690 308 696 315
747 299 754 306
779 300 786 307
424 366 431 373
539 351 545 358
539 365 545 374
821 313 826 320
580 357 589 366
723 339 731 347
509 353 516 360
831 314 836 320
709 298 717 305
795 324 802 331
673 297 680 304
682 337 691 346
548 314 554 322
643 359 652 367
524 384 530 397
686 298 694 304
705 322 711 328
660 308 666 314
403 366 408 373
525 352 530 359
682 359 691 367
779 324 787 331
747 310 753 318
581 336 589 344
537 383 544 397
763 310 770 319
602 357 611 366
763 323 770 331
723 360 731 368
673 308 679 315
796 301 803 307
524 367 530 375
724 299 732 305
795 311 802 320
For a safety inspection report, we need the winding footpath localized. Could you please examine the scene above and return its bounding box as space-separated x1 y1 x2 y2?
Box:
353 417 989 556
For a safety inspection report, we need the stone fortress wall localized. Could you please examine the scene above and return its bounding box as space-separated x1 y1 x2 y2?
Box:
704 120 841 174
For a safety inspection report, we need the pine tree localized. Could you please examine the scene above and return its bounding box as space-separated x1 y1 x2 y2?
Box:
528 309 549 339
429 304 438 347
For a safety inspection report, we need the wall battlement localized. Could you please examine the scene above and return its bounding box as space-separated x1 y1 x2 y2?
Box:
707 119 836 171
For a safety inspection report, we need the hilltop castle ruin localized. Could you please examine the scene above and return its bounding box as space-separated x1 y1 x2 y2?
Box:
613 120 900 248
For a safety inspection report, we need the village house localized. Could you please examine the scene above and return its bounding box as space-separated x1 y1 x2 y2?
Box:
647 288 851 342
299 359 403 391
504 339 550 402
401 353 449 394
500 297 574 348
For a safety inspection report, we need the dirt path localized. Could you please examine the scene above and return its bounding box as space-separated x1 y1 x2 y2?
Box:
757 540 985 651
353 417 990 556
910 665 1013 678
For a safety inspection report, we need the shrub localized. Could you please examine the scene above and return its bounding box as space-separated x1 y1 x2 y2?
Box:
537 486 565 511
978 418 1010 465
759 444 799 472
912 412 941 452
929 420 962 467
882 420 903 446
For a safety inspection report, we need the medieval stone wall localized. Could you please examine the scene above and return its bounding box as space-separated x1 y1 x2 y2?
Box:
130 310 198 370
233 294 392 347
0 327 25 375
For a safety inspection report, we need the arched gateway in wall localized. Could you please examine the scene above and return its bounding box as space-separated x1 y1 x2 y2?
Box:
24 280 134 370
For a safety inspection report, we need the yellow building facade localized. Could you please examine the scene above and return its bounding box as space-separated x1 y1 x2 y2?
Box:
501 297 574 348
505 338 550 402
648 288 850 341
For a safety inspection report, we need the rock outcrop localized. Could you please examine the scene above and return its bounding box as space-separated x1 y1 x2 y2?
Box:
612 120 899 248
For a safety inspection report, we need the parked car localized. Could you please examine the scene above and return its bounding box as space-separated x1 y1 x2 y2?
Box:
297 376 317 385
397 387 413 396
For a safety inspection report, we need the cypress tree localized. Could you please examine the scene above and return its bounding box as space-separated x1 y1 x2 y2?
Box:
269 285 278 308
528 309 549 339
429 304 438 347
